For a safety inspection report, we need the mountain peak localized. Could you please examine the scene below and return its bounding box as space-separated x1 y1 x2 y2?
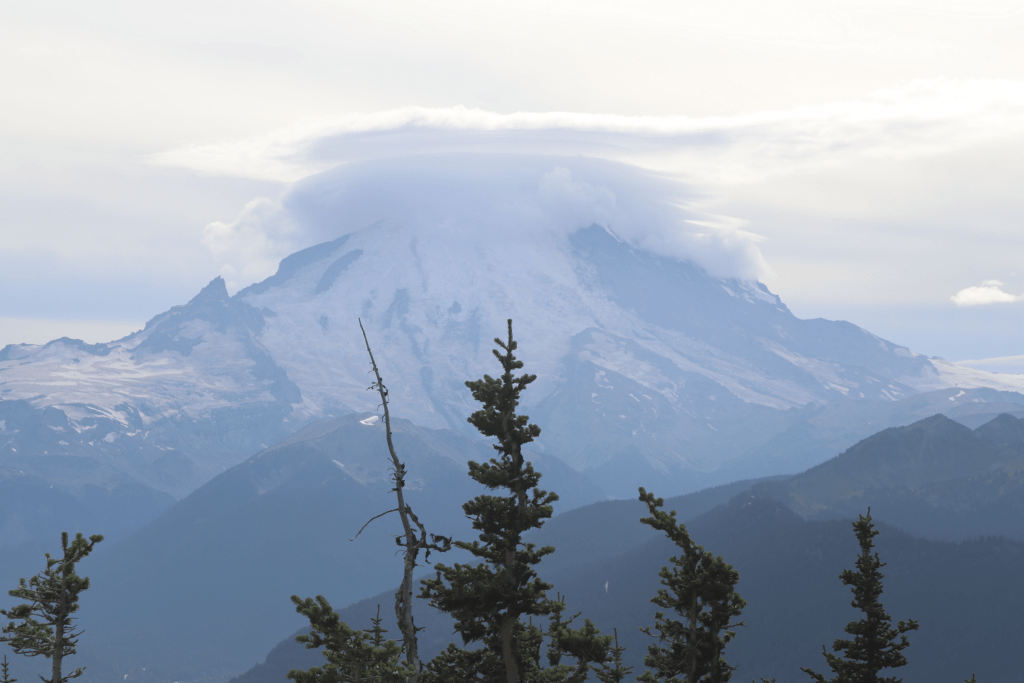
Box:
901 412 962 433
975 412 1024 447
188 276 230 304
760 412 1001 516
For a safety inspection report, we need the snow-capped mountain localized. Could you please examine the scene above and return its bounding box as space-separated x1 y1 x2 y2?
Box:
0 280 301 498
3 157 1024 500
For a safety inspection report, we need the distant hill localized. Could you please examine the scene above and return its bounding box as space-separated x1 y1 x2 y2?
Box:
753 412 1024 541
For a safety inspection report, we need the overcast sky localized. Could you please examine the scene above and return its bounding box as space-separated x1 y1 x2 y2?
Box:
2 1 1024 362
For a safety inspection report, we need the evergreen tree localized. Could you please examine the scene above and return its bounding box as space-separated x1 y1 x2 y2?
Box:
637 488 746 683
287 600 415 683
1 654 16 683
802 509 918 683
420 319 610 683
595 629 632 683
0 532 102 683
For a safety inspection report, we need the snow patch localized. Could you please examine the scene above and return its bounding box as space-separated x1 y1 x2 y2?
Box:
745 284 778 306
762 339 858 395
359 415 379 426
930 359 1024 393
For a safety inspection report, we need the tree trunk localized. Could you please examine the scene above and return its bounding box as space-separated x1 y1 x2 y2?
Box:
360 319 429 683
500 610 520 683
53 567 67 683
502 409 526 683
396 548 418 682
688 591 698 683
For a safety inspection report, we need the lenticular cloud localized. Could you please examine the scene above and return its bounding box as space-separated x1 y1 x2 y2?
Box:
204 153 769 293
167 81 1024 294
154 80 1024 185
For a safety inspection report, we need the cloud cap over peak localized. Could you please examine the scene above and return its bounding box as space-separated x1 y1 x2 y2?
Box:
203 153 769 292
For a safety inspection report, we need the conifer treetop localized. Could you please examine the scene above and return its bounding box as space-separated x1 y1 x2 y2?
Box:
637 488 746 683
1 531 103 683
1 654 16 683
465 318 541 455
802 509 918 683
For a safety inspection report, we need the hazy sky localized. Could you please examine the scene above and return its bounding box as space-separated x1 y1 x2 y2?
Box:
3 1 1024 362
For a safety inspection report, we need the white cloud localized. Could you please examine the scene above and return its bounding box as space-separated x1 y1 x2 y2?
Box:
536 167 616 230
203 154 770 291
202 197 301 291
951 281 1022 306
158 80 1024 295
152 80 1024 186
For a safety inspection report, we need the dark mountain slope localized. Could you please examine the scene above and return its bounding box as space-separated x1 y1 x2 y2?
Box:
0 465 174 618
753 412 1024 541
974 410 1024 446
235 494 1024 683
733 387 1024 478
228 475 787 683
580 496 1024 683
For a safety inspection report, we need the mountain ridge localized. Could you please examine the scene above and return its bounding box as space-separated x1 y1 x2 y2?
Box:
5 221 1023 504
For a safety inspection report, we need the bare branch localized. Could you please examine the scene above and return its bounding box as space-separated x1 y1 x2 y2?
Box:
358 319 451 683
350 508 400 542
